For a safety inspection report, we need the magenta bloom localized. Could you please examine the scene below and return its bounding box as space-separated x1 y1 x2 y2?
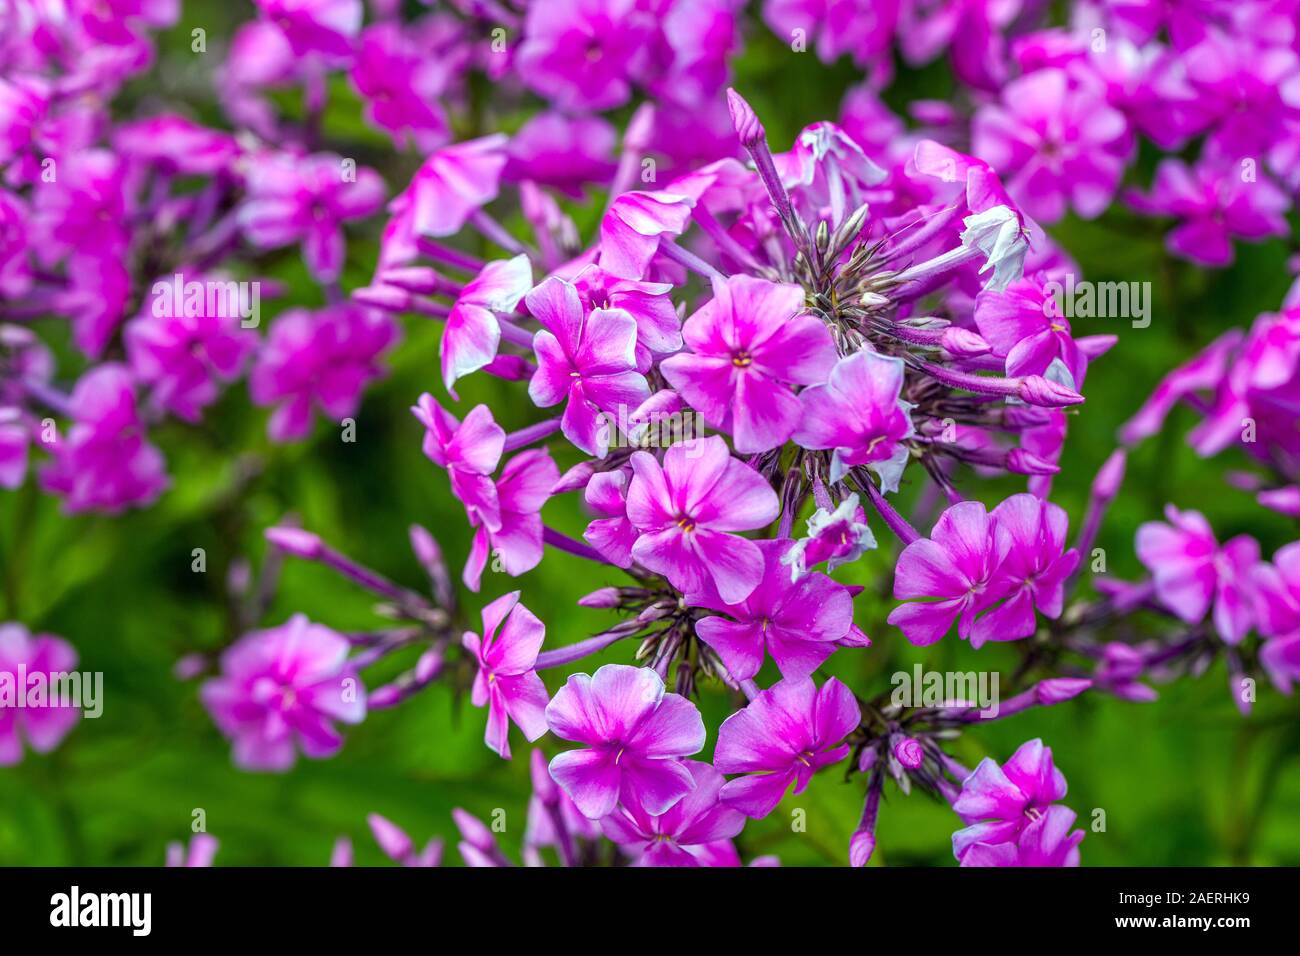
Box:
661 276 836 453
464 449 559 591
527 277 649 457
113 115 238 177
952 738 1082 867
0 623 81 765
975 276 1087 386
350 22 450 151
515 0 653 111
793 349 915 489
411 399 504 532
200 614 366 772
582 470 638 568
1253 542 1300 643
1127 158 1290 267
714 677 860 818
600 761 745 867
239 151 385 283
125 279 259 423
463 591 550 759
254 0 361 61
504 112 617 198
970 494 1080 648
441 254 532 394
546 664 706 819
40 364 168 514
572 266 682 369
972 68 1130 223
626 437 780 604
401 134 507 239
887 500 1007 646
782 493 877 579
693 540 858 681
597 186 699 280
250 305 397 442
165 834 220 868
1136 505 1259 644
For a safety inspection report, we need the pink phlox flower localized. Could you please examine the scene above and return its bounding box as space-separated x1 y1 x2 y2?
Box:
440 254 532 395
600 761 746 866
691 539 858 681
625 436 780 603
527 275 650 457
792 348 915 488
781 492 878 579
463 447 560 591
0 623 81 765
546 663 707 819
463 590 550 759
714 676 861 819
662 275 837 454
200 614 366 772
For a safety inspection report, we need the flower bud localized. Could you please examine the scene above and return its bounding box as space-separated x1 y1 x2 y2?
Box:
265 525 323 558
893 736 925 770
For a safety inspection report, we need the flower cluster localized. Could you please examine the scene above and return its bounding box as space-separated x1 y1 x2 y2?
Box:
4 0 1299 869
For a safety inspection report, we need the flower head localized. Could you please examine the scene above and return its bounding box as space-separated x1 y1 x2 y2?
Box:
546 663 706 819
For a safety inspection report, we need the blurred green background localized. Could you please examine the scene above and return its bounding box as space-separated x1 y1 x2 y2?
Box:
2 4 1299 866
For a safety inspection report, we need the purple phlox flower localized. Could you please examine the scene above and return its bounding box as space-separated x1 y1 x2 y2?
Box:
40 364 168 514
125 277 259 423
972 67 1131 224
546 663 706 819
367 813 443 867
887 499 1009 646
601 760 746 866
649 0 742 108
464 448 559 591
50 254 132 359
504 112 618 199
527 276 649 457
1126 157 1289 267
572 265 682 370
411 398 504 531
959 804 1084 867
351 21 452 151
1135 505 1258 644
249 304 398 442
897 0 1018 91
974 274 1088 387
463 591 550 759
582 469 638 568
381 134 506 265
952 738 1082 867
1118 327 1242 446
662 275 837 454
597 181 706 280
1181 30 1300 160
762 0 898 79
31 149 131 266
778 121 888 227
200 613 366 771
792 348 915 488
714 676 861 819
112 115 238 177
781 492 878 579
969 493 1080 647
216 20 298 138
165 834 219 868
626 436 780 603
239 151 385 283
691 539 858 681
0 623 81 765
254 0 361 62
440 254 532 394
515 0 655 111
1253 542 1300 646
